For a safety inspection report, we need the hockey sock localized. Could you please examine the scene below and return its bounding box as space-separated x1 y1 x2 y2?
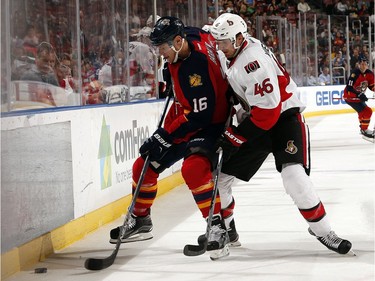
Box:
182 154 221 217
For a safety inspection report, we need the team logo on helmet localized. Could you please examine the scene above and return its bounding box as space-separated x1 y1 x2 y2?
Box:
227 20 234 26
189 74 202 87
160 18 171 26
244 60 260 73
285 140 298 154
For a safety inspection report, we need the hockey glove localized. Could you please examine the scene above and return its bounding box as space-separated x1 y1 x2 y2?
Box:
357 92 368 102
139 128 173 161
217 126 247 163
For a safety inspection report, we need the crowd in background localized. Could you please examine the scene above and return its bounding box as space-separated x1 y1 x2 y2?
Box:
7 0 375 107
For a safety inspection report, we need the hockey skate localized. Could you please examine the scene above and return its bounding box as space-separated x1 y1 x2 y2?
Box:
308 228 352 254
360 129 374 143
198 218 241 247
109 214 153 244
207 216 230 260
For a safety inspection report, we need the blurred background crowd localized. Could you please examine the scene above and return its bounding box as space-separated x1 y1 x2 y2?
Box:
1 0 374 110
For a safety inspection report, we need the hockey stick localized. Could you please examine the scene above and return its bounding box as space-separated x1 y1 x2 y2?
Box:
332 97 375 100
85 92 173 271
183 147 224 256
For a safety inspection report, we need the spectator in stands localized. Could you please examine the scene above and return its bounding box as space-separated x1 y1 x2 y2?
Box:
56 53 75 91
297 0 311 13
332 51 347 84
333 31 345 49
277 0 289 16
352 34 363 50
318 29 329 50
23 25 40 57
318 66 331 85
11 39 33 80
350 46 361 70
20 42 59 86
82 58 103 104
334 0 349 15
318 54 330 73
306 66 319 86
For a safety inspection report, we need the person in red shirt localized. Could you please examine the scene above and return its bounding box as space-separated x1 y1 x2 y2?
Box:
109 16 232 255
343 55 375 142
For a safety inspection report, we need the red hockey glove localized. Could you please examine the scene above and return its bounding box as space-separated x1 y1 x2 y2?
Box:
217 126 247 162
139 128 173 161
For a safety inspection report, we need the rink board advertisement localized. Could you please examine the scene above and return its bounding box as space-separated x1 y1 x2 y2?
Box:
299 85 375 112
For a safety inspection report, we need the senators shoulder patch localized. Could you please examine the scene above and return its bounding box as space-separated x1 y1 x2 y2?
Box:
189 74 203 87
244 60 260 74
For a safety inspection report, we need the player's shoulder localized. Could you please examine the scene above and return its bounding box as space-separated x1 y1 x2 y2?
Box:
350 68 361 77
365 69 374 76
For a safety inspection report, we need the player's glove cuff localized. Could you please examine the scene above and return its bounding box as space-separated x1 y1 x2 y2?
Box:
357 92 368 102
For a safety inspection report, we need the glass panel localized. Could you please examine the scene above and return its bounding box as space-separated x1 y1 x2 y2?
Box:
6 0 81 111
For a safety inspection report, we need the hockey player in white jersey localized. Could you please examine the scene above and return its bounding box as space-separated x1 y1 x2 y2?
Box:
209 13 352 255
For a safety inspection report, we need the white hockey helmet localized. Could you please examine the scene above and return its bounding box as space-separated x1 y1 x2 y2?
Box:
210 13 247 42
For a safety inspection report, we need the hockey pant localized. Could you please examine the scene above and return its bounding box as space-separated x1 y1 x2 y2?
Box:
132 154 221 218
345 100 373 130
218 164 332 236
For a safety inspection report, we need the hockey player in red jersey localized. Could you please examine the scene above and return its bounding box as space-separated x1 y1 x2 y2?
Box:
110 16 232 255
343 55 375 142
208 13 352 255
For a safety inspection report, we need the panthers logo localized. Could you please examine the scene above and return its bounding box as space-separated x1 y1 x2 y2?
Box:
189 74 202 87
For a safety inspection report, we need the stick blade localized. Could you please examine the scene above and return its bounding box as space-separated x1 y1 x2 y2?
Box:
183 239 207 256
84 256 114 271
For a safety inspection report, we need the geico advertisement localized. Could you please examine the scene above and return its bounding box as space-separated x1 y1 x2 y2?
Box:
300 85 348 111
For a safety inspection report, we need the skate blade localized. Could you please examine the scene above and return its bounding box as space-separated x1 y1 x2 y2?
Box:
109 232 153 244
209 244 230 260
348 249 357 256
228 240 241 247
362 135 375 143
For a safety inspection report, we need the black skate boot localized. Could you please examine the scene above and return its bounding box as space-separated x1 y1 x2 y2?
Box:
109 214 153 244
207 215 230 260
360 129 375 143
198 218 240 247
227 219 241 247
308 228 352 254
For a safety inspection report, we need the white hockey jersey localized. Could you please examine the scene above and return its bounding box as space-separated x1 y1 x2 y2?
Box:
127 41 155 87
220 36 305 130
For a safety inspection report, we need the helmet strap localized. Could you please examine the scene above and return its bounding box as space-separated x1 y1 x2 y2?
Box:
230 38 244 59
171 38 185 63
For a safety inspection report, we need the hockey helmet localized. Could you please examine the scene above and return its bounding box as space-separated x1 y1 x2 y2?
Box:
358 55 368 63
150 16 185 46
210 13 247 42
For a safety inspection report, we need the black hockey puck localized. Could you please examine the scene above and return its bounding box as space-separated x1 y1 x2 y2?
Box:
34 267 47 273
